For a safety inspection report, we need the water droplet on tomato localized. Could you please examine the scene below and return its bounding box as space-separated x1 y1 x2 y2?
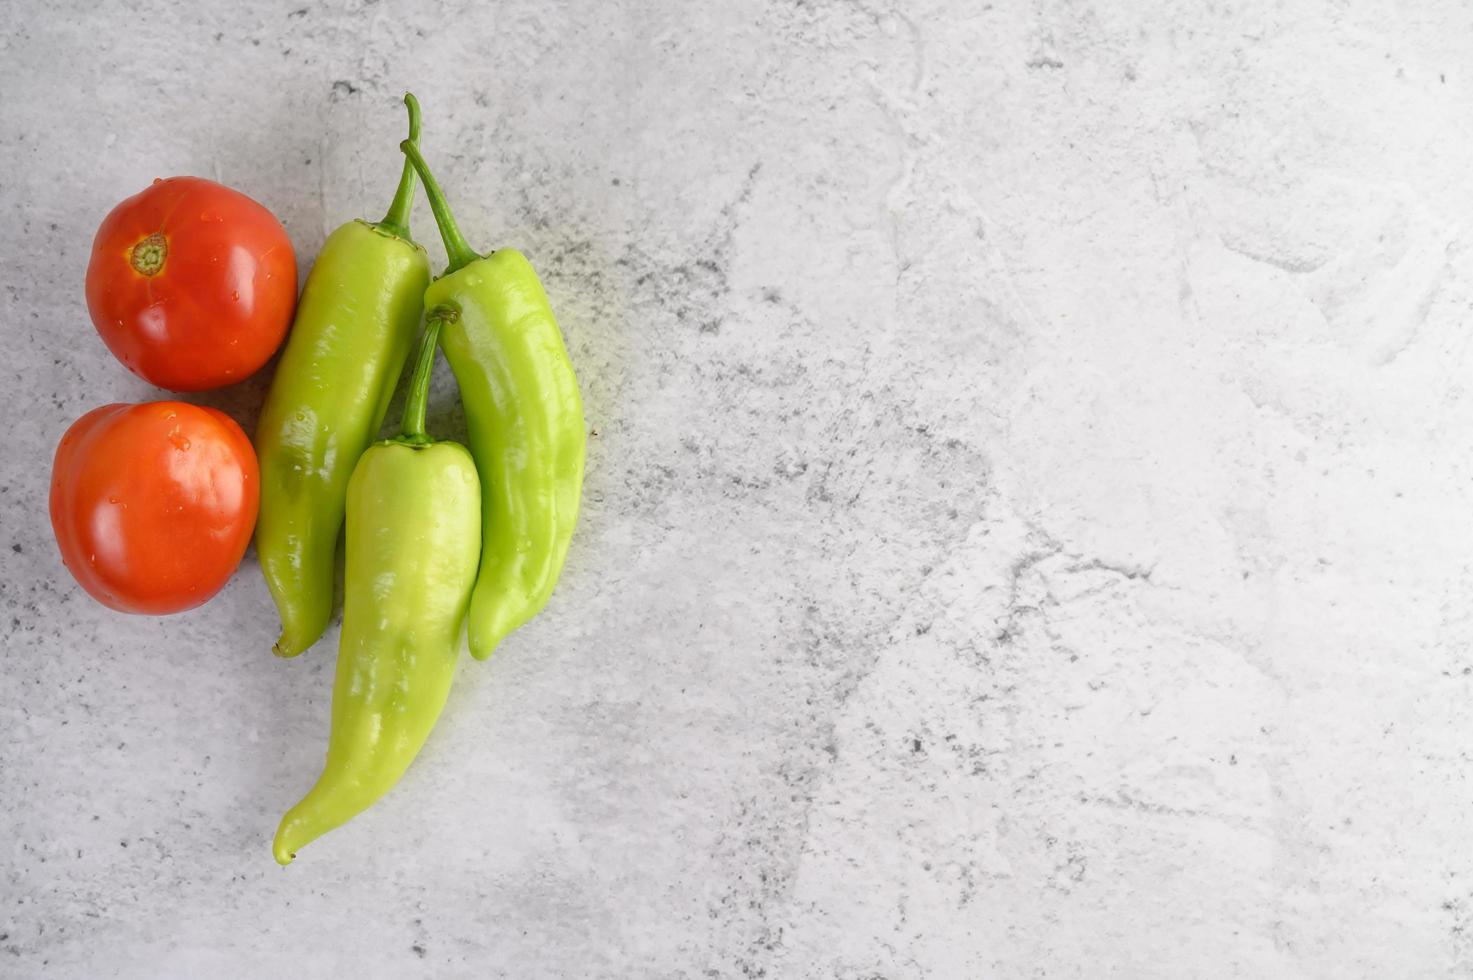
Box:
108 496 119 504
231 291 239 301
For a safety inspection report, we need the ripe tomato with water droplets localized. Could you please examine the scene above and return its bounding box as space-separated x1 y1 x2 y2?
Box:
85 177 297 391
50 402 260 614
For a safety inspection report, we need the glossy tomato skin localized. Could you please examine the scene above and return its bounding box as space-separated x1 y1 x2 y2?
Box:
50 402 260 615
85 177 297 391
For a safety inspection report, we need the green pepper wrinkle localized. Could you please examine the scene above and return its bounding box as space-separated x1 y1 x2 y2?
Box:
255 94 432 658
273 314 481 865
400 137 587 661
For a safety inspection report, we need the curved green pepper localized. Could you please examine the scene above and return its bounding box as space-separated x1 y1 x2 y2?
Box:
400 139 586 661
255 95 432 658
273 314 481 865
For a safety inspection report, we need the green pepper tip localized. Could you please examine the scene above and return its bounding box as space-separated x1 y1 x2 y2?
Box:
375 94 423 239
396 316 444 442
398 138 481 274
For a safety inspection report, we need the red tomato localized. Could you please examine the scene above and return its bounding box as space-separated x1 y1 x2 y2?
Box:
50 402 260 615
85 177 298 391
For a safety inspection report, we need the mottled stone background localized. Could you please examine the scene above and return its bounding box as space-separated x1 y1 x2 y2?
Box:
4 0 1473 976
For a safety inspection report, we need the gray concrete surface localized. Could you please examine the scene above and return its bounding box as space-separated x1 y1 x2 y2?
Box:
4 0 1473 976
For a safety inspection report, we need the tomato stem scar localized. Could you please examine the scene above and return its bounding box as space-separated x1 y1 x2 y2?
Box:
130 232 167 276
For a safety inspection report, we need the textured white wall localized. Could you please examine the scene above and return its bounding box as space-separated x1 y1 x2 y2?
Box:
4 0 1473 976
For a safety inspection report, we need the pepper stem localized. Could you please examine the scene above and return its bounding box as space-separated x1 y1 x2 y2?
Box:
398 314 446 442
399 139 480 273
375 94 422 239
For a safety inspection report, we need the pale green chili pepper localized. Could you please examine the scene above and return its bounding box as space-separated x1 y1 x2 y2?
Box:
399 137 585 661
255 94 431 658
273 313 481 864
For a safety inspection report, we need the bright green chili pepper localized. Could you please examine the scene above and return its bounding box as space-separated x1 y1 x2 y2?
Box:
255 94 432 658
273 314 481 865
399 138 586 662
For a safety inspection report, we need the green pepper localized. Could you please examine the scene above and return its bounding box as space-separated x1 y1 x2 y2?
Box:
255 94 433 658
272 313 481 865
399 138 586 661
